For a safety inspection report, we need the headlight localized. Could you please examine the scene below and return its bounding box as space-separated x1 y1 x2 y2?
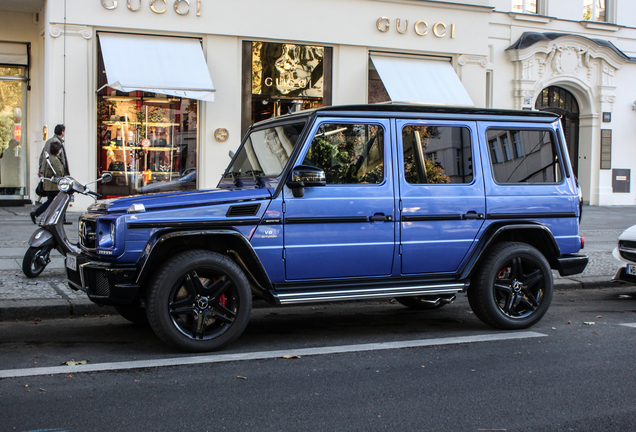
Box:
58 177 72 193
97 221 116 250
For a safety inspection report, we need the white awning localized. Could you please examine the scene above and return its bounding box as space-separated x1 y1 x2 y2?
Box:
0 42 28 66
370 55 473 106
98 33 215 102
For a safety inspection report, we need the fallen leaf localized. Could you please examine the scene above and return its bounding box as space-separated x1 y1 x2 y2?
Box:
39 388 45 392
552 327 557 330
597 316 602 318
61 360 88 366
282 355 301 359
237 376 247 380
67 375 73 378
568 321 572 324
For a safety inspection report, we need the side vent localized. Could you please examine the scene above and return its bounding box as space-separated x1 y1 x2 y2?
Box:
226 203 261 217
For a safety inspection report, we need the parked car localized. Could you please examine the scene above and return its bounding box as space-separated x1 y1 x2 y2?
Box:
612 224 636 284
66 104 587 352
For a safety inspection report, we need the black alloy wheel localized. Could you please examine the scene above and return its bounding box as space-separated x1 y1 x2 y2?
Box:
22 246 51 278
468 242 553 329
146 250 252 352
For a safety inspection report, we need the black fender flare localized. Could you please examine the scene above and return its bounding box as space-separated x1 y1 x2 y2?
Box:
135 228 274 300
459 223 561 280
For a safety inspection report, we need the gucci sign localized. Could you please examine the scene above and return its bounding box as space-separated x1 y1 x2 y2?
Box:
101 0 201 16
376 17 455 38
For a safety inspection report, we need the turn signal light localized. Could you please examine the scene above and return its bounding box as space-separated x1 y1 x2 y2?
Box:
581 236 585 249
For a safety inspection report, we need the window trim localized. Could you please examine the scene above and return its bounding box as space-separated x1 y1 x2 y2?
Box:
485 127 565 185
300 120 388 187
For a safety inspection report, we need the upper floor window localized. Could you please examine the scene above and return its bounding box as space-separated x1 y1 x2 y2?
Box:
584 0 605 21
512 0 537 14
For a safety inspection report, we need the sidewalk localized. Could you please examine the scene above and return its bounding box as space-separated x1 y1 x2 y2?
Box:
1 204 635 321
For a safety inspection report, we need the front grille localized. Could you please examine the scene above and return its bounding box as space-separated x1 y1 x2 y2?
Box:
87 269 110 297
620 240 636 249
79 219 97 249
620 250 636 263
226 203 260 217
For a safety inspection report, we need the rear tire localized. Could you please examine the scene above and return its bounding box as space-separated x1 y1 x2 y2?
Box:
468 242 553 330
146 250 252 352
22 246 50 278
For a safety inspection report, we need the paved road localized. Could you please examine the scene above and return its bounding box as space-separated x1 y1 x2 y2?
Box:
1 287 636 431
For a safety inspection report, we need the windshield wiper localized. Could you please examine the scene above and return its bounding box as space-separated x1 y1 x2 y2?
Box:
224 171 240 187
245 170 265 187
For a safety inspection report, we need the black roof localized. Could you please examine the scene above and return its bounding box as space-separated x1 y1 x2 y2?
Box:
250 103 560 129
507 32 635 62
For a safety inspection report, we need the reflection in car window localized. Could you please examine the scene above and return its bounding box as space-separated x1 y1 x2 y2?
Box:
227 122 306 177
402 126 472 184
303 123 384 185
486 129 562 183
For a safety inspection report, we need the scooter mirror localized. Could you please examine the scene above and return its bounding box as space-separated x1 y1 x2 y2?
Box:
101 173 113 183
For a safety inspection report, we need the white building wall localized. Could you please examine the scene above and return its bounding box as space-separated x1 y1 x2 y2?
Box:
2 0 636 207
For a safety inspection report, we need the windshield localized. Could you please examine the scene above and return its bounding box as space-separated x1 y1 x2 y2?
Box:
226 122 307 179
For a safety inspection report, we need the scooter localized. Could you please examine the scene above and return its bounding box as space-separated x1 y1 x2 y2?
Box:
22 170 112 278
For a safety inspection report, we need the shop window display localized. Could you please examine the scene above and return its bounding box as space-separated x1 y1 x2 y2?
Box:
97 93 197 197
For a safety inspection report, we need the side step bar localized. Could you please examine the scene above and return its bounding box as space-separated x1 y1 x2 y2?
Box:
273 282 467 305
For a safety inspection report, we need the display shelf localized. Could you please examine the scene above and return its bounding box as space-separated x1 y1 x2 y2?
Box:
102 145 180 151
102 121 179 127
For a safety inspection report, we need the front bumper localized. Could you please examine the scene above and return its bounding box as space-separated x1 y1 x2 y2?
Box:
612 246 636 284
66 253 140 306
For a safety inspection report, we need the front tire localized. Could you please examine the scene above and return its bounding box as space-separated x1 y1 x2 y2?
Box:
146 250 252 352
22 246 51 278
468 242 553 330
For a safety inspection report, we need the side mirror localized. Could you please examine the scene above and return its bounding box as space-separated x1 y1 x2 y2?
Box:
286 165 326 198
228 150 235 158
101 173 113 183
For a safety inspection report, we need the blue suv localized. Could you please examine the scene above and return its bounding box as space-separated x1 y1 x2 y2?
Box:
67 104 587 352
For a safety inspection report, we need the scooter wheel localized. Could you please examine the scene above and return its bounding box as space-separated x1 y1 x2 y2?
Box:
22 246 49 278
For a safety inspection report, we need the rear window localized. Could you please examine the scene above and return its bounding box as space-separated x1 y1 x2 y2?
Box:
486 129 563 184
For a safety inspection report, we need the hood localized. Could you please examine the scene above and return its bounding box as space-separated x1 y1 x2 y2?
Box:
104 188 273 213
619 224 636 242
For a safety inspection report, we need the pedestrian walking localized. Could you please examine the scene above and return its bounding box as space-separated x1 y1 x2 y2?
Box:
39 124 69 177
31 140 64 224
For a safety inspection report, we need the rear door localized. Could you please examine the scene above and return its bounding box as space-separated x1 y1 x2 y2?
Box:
283 118 396 280
396 119 485 274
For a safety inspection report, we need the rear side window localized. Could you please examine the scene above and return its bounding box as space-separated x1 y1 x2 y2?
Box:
486 129 562 184
303 123 384 185
402 126 473 184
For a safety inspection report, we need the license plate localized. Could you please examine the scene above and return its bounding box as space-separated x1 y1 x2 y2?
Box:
66 254 77 271
628 264 636 276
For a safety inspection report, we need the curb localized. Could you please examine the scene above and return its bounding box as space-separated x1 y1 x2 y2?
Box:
0 298 116 321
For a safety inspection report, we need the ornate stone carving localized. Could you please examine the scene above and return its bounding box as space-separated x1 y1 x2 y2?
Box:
458 55 488 68
49 25 92 40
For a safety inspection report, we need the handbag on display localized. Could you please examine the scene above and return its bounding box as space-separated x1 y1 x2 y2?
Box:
108 161 125 171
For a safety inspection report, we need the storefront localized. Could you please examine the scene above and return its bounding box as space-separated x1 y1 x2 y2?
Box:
0 41 29 204
0 0 635 207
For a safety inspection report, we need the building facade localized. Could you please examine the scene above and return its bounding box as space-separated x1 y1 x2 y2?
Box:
0 0 634 209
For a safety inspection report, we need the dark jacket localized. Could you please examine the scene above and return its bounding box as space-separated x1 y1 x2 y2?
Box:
39 135 69 176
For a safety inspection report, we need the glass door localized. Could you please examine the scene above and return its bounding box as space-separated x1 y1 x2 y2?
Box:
0 66 27 200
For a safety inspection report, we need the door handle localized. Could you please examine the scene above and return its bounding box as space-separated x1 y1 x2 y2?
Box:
462 211 484 220
369 213 393 222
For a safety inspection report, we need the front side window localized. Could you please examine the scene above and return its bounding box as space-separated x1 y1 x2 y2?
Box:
512 0 537 14
303 123 384 185
402 126 472 184
583 0 605 21
487 129 563 184
227 122 307 179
